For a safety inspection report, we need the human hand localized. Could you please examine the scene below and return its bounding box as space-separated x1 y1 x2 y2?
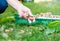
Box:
7 0 33 19
17 5 33 19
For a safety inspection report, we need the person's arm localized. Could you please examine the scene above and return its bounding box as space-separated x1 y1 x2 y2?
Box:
6 0 33 19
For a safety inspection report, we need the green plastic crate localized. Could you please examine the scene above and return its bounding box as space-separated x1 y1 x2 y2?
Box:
14 14 60 26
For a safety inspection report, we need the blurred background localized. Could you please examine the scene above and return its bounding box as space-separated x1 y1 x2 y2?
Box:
2 0 60 15
0 0 60 41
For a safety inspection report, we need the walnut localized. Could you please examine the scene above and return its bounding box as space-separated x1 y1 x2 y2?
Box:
28 16 35 21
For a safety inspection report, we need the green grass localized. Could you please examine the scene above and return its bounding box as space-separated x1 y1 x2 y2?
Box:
0 2 60 41
23 2 60 15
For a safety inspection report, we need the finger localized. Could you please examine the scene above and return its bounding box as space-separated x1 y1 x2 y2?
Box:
18 10 24 17
18 11 28 19
27 10 33 16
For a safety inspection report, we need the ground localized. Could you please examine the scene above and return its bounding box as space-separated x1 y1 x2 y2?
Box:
0 2 60 41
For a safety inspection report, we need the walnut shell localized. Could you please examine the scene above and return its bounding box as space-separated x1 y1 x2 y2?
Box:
28 16 35 21
5 29 10 33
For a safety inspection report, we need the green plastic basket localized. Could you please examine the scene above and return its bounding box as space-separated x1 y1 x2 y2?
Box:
14 14 60 26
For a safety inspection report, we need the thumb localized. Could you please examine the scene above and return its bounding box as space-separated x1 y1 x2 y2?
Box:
27 10 33 16
18 11 27 19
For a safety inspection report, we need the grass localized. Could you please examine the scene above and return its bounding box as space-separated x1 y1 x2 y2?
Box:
0 1 60 41
23 2 60 15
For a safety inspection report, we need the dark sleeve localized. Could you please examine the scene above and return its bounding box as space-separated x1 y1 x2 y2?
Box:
0 0 8 14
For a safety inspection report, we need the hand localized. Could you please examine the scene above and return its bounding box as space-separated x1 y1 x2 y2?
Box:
17 5 33 19
6 0 33 19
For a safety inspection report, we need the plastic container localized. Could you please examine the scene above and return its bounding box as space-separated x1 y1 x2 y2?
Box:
14 14 60 26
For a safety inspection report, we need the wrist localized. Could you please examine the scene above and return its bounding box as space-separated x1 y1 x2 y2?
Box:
17 4 24 11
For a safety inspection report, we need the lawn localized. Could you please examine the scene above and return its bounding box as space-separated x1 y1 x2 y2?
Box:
0 1 60 41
